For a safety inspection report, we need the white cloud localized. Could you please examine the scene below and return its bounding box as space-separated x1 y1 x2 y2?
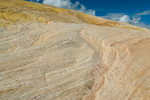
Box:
101 13 125 20
43 0 95 16
100 13 150 29
119 15 141 24
132 17 141 23
118 15 131 23
135 10 150 16
132 22 150 29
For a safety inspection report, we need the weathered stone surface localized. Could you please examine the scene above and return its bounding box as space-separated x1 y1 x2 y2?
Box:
0 22 150 100
0 0 150 100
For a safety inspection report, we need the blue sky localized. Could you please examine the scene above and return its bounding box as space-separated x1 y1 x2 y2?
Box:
26 0 150 29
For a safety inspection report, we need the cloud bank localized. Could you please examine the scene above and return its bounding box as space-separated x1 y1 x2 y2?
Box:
43 0 95 16
101 13 150 29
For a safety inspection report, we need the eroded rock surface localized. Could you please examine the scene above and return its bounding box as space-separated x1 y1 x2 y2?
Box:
0 0 150 100
0 22 150 100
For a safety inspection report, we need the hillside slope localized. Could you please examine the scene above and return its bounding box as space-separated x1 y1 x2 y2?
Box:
0 0 149 32
0 0 150 100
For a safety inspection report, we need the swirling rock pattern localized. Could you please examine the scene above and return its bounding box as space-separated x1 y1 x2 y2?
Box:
0 22 150 100
0 0 150 100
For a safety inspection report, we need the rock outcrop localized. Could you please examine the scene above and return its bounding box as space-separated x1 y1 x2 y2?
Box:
0 0 150 100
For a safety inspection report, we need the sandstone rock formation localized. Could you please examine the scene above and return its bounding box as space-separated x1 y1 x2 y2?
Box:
0 0 150 100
